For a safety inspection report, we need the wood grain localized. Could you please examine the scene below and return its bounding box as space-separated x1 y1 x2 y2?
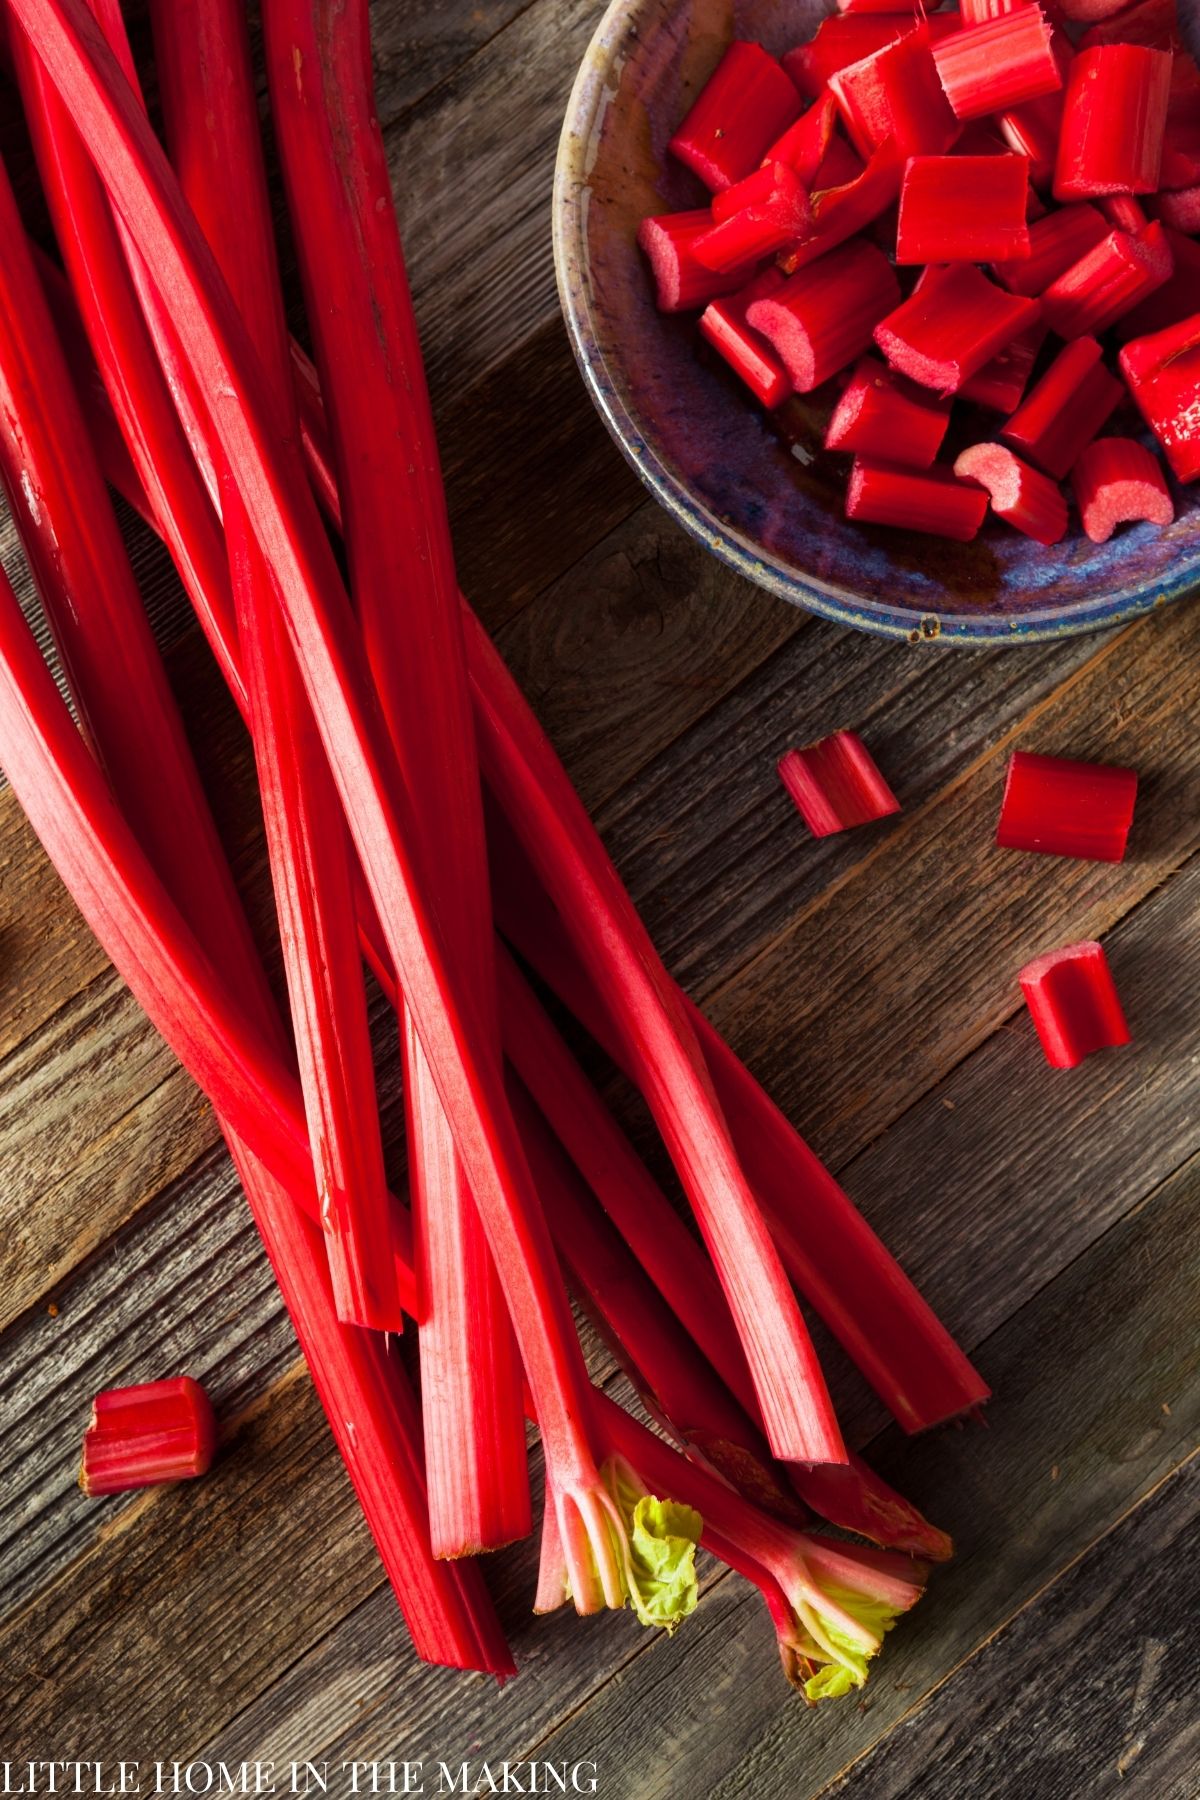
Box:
825 1454 1200 1800
520 1150 1200 1799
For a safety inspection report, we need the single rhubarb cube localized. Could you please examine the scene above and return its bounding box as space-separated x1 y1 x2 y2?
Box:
992 202 1109 296
996 748 1138 859
1041 222 1174 340
1054 45 1172 198
636 211 752 313
933 7 1063 121
81 1376 218 1497
953 443 1068 543
845 458 991 538
874 263 1041 393
825 355 951 466
1119 314 1200 482
747 237 900 391
778 731 900 836
669 42 802 191
829 24 961 159
1071 437 1174 541
1001 335 1124 477
694 163 812 272
1019 940 1131 1068
896 155 1032 263
699 269 792 408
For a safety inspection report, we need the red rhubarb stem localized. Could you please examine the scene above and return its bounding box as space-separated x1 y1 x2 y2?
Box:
1019 941 1131 1068
996 750 1138 860
261 0 528 1557
80 1377 217 1496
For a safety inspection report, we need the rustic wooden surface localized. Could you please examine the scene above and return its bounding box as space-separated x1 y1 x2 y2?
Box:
2 1 1199 1795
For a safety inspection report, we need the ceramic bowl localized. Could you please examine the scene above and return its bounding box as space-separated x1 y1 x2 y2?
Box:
552 0 1200 643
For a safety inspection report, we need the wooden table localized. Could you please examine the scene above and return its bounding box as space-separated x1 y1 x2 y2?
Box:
1 3 1198 1794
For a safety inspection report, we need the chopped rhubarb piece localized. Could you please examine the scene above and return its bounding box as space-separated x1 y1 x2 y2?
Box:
783 14 924 98
1002 335 1124 475
958 317 1047 410
669 42 801 191
954 442 1068 541
814 133 868 190
1097 194 1149 232
830 25 960 159
1119 315 1200 482
846 459 991 538
699 269 792 407
997 749 1138 859
1041 221 1173 339
933 7 1063 119
1116 230 1200 338
1054 46 1171 198
874 263 1040 392
695 163 812 271
993 201 1109 295
80 1377 217 1496
1071 437 1174 540
777 731 900 837
1079 0 1179 48
1147 184 1200 231
1019 941 1131 1068
824 355 951 465
763 91 838 181
896 155 1031 263
778 139 902 272
636 211 750 313
747 238 900 391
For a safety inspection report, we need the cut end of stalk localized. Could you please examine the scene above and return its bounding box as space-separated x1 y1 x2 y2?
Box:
778 1534 929 1701
537 1456 703 1631
1019 938 1131 1068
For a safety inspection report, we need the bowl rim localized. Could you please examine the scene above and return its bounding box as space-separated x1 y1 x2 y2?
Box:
552 0 1199 646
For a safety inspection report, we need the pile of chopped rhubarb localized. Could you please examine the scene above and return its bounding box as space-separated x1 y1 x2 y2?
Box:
0 0 994 1702
640 0 1200 543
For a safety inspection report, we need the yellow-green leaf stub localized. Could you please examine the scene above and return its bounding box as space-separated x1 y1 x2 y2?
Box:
603 1457 702 1632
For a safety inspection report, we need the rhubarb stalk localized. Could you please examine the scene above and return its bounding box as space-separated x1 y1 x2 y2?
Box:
260 0 528 1557
12 0 658 1610
80 1377 217 1496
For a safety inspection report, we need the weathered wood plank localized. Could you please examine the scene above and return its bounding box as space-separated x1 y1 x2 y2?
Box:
518 1150 1200 1799
824 1454 1200 1800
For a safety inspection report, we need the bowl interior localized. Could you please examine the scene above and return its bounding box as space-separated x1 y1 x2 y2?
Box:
555 0 1200 641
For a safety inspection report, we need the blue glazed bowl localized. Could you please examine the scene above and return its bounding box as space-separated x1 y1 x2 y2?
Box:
552 0 1200 643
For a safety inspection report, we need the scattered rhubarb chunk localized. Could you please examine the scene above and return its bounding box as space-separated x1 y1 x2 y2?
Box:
874 264 1040 392
997 749 1138 860
747 238 900 391
1054 46 1172 199
778 731 900 837
845 459 991 538
669 42 802 191
80 1376 217 1496
699 269 792 408
829 26 960 159
636 211 751 313
1071 437 1174 540
1002 335 1124 476
695 163 812 271
824 355 951 466
993 202 1109 296
1041 222 1174 339
896 155 1031 263
954 443 1068 542
1119 315 1200 481
933 7 1063 121
1019 941 1131 1068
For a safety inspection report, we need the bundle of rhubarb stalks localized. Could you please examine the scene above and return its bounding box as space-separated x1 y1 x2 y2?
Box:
0 0 989 1699
639 0 1200 545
